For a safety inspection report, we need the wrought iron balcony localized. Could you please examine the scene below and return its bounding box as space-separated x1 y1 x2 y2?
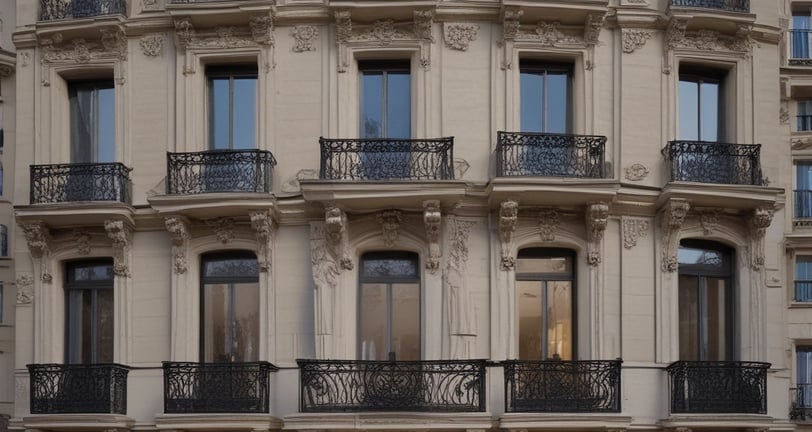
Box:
503 360 621 413
791 385 812 420
319 137 454 181
669 0 749 13
662 141 764 186
496 131 607 178
163 362 277 413
28 363 129 414
166 150 276 195
667 361 769 414
297 359 486 412
30 163 132 205
40 0 127 21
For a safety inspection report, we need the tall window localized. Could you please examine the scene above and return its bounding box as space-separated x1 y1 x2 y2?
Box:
797 256 812 302
207 65 258 150
69 81 115 163
793 13 812 60
520 62 571 134
359 61 411 139
677 240 734 361
678 68 724 142
798 347 812 409
516 248 575 361
201 252 259 363
0 225 7 257
359 251 420 361
797 163 812 219
799 101 812 131
65 260 114 364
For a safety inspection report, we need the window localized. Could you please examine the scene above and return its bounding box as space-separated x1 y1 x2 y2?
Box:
799 101 812 131
520 62 571 134
679 68 724 142
200 251 259 362
359 251 420 361
359 61 411 139
798 347 812 409
207 65 258 150
0 282 3 324
797 163 812 218
0 225 7 257
677 240 734 361
797 257 812 302
65 260 114 364
515 248 575 361
69 81 115 163
793 13 812 60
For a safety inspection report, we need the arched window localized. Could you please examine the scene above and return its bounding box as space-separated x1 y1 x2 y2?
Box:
200 251 259 363
516 248 575 360
65 259 114 364
678 239 734 361
358 251 420 361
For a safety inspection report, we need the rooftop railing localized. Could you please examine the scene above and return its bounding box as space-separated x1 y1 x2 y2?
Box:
669 0 749 13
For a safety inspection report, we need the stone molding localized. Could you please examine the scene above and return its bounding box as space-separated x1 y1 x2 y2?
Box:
423 200 442 273
174 14 275 53
165 216 191 275
586 203 609 267
660 199 690 272
499 200 519 270
105 219 133 278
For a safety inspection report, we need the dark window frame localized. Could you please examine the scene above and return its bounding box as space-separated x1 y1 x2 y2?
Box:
64 259 115 364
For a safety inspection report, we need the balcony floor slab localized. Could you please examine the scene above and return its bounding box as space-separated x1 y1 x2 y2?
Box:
15 203 135 229
659 414 775 430
283 412 495 432
155 413 283 431
499 413 632 431
21 413 134 431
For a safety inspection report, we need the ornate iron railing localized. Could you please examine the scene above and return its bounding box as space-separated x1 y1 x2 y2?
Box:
669 0 749 13
28 363 129 414
662 141 764 186
319 138 454 181
496 131 607 178
298 359 486 412
166 150 276 195
40 0 127 21
163 362 277 413
667 361 769 414
30 163 132 204
791 385 812 420
796 190 812 219
503 360 621 413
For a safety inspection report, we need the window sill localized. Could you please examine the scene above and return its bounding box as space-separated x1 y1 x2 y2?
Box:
790 301 812 308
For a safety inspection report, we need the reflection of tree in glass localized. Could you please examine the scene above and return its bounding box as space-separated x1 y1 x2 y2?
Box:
363 259 417 278
364 118 380 138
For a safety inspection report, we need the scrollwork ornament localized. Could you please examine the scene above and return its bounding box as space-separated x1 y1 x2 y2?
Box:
538 209 560 242
15 274 34 305
622 218 649 249
499 200 519 270
624 163 650 181
444 23 479 51
165 216 190 274
139 34 164 57
378 210 403 248
660 199 690 272
206 217 235 244
622 29 652 54
424 200 442 273
291 26 319 52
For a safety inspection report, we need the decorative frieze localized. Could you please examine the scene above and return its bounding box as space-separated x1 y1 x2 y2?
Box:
139 34 164 57
325 206 352 270
660 199 690 272
378 210 403 248
250 210 275 272
793 137 812 150
499 200 519 270
291 26 319 52
165 216 190 274
538 209 560 242
206 217 235 244
105 219 133 277
665 18 753 58
40 29 127 64
423 200 442 273
622 217 649 249
586 203 609 267
622 29 653 54
174 14 274 53
444 23 479 51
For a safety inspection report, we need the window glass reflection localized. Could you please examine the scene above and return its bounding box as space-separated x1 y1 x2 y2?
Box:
679 72 722 142
208 66 258 150
65 260 114 364
520 64 571 134
360 62 411 139
70 81 115 163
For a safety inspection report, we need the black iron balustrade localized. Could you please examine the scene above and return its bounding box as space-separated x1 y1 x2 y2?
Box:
166 150 276 195
503 360 621 413
27 363 129 414
669 0 749 13
662 141 764 186
496 131 607 178
40 0 127 21
796 190 812 219
163 362 277 413
30 163 132 204
297 359 486 412
319 137 454 181
791 385 812 420
667 361 769 414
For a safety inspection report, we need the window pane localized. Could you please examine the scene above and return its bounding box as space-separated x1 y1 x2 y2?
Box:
361 256 419 279
232 78 257 149
516 255 572 275
67 289 92 363
210 78 230 149
799 164 812 190
679 275 699 361
391 283 420 361
546 281 572 360
360 283 387 360
386 72 411 139
95 289 115 363
546 72 569 134
203 257 259 279
203 283 230 362
520 72 544 133
699 81 720 141
361 72 383 138
705 277 728 361
517 281 543 361
233 282 259 362
96 87 116 163
678 246 725 267
70 86 95 163
679 80 699 141
798 256 812 280
70 263 115 282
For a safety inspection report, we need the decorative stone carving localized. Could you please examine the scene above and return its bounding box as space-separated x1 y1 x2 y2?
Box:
174 17 195 49
21 221 53 283
424 201 442 273
206 217 235 244
142 0 160 10
749 206 775 270
249 15 274 46
446 217 477 358
622 217 649 249
15 274 34 305
781 101 791 125
622 29 653 53
325 206 353 270
73 230 91 255
378 210 403 247
793 137 812 150
291 26 319 52
0 65 13 77
40 29 127 64
281 168 319 193
250 210 275 272
624 163 650 181
165 216 190 274
335 11 353 43
20 51 31 67
698 209 722 236
310 223 340 358
413 10 435 42
499 200 519 270
444 23 478 51
586 203 609 267
454 158 470 179
538 209 560 242
584 14 605 46
533 21 578 46
174 14 273 53
667 22 753 57
105 219 133 277
660 199 690 272
139 34 164 57
665 19 688 50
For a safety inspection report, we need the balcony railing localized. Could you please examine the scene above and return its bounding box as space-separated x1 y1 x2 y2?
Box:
496 131 606 178
791 385 812 420
319 138 454 181
796 281 812 302
790 30 812 66
30 163 132 204
796 190 812 219
667 361 769 414
503 360 621 413
298 359 486 412
166 150 276 195
28 364 129 414
40 0 127 21
662 141 764 186
669 0 749 13
163 362 277 413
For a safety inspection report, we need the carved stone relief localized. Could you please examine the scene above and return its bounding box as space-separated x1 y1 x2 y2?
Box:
446 217 477 358
0 64 13 77
749 206 775 270
793 138 812 150
250 210 275 272
413 10 435 42
291 26 319 52
538 209 560 242
73 230 91 255
585 203 609 266
378 210 403 248
310 223 340 358
622 29 653 54
444 23 479 51
782 101 791 125
622 217 649 249
40 29 128 64
165 216 190 274
698 209 722 236
666 18 753 57
206 217 235 244
499 200 519 270
174 14 274 53
325 206 352 270
142 0 161 10
139 34 164 57
15 274 34 305
105 219 133 277
21 221 52 282
624 163 650 181
660 199 690 272
423 200 442 273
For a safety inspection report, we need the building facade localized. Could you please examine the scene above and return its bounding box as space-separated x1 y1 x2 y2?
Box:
6 0 803 431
